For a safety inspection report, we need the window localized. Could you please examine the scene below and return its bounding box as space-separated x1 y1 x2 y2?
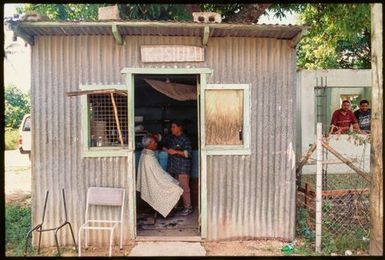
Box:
22 116 31 131
202 84 250 155
88 94 128 147
68 85 130 157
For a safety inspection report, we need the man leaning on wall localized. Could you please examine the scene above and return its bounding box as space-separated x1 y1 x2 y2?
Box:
354 99 371 134
330 100 361 134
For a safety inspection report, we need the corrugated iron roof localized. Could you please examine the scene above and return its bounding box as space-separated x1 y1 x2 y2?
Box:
11 20 306 41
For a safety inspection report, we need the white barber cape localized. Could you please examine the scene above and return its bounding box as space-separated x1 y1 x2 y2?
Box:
137 149 183 217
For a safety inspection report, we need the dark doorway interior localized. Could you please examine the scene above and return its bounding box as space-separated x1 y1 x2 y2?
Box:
134 74 199 237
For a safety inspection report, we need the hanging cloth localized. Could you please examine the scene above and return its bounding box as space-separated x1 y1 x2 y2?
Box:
144 79 197 101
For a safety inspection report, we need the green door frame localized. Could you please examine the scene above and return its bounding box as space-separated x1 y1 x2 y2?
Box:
121 67 212 239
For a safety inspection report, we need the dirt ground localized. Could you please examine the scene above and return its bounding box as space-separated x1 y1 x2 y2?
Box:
203 240 286 256
5 150 32 203
4 150 291 256
22 240 287 257
28 239 287 257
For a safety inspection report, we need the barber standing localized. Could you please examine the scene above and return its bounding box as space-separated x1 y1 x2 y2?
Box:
163 120 193 216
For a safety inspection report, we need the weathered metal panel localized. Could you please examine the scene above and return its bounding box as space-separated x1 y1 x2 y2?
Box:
31 36 130 247
205 37 296 240
31 34 296 246
18 21 304 40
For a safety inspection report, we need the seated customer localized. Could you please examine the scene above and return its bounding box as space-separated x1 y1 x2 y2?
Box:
330 100 361 134
354 99 371 134
136 135 183 218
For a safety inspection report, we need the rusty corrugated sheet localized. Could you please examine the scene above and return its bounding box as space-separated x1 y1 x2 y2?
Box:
31 35 296 246
205 37 296 240
31 36 131 247
17 21 304 40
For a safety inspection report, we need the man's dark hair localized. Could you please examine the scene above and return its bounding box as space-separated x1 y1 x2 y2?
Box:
171 120 183 129
360 99 369 105
342 100 351 104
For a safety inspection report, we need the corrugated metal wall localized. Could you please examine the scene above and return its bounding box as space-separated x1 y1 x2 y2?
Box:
206 37 296 240
31 35 296 246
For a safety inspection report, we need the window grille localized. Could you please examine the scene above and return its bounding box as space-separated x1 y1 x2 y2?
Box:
88 94 128 147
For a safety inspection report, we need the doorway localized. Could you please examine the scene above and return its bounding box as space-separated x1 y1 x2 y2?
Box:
133 74 200 238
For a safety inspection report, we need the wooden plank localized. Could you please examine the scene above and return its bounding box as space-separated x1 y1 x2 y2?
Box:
112 24 123 45
66 89 127 97
306 158 359 165
81 150 129 158
321 188 369 198
296 143 316 174
199 73 208 239
321 140 371 182
202 25 209 46
298 187 369 198
121 67 212 75
315 123 322 253
369 3 383 255
126 73 136 239
110 93 124 146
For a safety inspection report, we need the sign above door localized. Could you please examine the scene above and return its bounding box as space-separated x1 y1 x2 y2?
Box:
140 45 205 63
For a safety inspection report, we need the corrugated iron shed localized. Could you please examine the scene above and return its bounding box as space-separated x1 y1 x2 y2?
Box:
12 20 305 41
9 20 302 246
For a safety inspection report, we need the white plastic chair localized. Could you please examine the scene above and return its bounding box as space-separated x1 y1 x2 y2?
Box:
78 187 125 256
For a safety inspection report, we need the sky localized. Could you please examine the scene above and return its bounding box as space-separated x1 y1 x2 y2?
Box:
3 4 298 93
4 4 31 93
4 3 19 17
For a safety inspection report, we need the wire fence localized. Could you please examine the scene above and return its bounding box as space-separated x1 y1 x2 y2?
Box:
296 127 371 255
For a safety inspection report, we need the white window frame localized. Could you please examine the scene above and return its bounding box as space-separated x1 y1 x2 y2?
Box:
80 84 130 158
201 84 251 155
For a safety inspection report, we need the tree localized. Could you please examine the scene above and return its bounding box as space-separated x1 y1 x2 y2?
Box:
17 4 106 21
296 3 371 69
17 4 193 21
5 84 30 129
16 3 371 69
17 3 271 23
369 3 383 256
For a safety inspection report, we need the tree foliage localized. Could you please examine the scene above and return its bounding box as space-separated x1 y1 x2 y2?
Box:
296 3 370 69
16 3 370 69
17 4 106 21
5 84 30 128
17 4 193 21
119 4 192 21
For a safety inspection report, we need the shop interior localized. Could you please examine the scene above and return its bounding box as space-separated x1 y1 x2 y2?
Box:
134 74 200 237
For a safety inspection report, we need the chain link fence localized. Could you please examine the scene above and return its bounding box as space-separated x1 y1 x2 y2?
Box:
296 132 371 255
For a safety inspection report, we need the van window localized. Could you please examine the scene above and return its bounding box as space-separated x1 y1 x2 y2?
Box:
23 117 31 131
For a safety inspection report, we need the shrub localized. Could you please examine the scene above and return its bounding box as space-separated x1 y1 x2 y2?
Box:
5 128 19 150
5 201 33 256
4 84 30 129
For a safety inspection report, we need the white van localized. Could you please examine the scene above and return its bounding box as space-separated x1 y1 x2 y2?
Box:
19 114 31 154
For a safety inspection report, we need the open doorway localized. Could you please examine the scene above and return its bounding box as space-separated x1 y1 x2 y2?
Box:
134 74 200 237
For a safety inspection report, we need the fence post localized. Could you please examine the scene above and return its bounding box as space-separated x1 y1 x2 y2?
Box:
315 123 323 252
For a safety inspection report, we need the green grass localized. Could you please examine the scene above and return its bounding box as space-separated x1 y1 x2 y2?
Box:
5 128 19 150
321 228 368 255
301 173 369 190
5 200 34 256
